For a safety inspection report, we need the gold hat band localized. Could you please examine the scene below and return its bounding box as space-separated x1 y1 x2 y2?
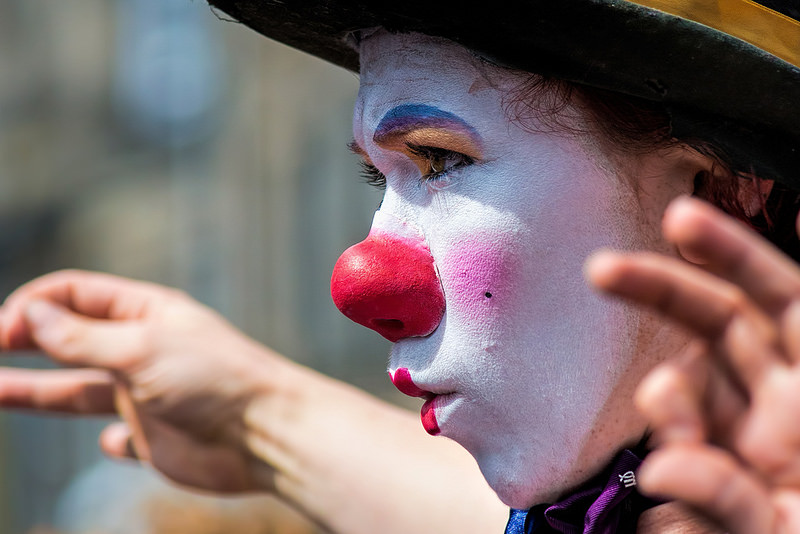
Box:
629 0 800 68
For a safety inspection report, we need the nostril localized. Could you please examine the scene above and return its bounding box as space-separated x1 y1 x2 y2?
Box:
372 318 405 331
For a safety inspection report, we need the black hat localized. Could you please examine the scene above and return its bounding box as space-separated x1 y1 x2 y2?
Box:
208 0 800 188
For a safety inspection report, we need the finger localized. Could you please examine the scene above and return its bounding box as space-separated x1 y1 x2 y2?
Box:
781 300 800 362
772 491 800 533
114 381 151 462
634 344 709 444
22 300 147 369
587 250 781 387
635 344 749 448
732 370 800 487
100 421 137 460
1 269 174 350
638 444 776 534
701 354 750 446
0 368 115 414
663 196 800 318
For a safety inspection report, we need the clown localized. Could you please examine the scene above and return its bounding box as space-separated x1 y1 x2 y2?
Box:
1 2 800 534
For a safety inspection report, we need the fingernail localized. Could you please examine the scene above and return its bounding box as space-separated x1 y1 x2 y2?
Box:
104 422 131 445
24 300 61 327
663 195 694 223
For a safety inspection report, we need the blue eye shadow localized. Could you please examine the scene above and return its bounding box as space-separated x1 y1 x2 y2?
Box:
373 104 481 146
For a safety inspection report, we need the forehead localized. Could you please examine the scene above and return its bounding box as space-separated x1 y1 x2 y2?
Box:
358 31 482 82
354 31 525 136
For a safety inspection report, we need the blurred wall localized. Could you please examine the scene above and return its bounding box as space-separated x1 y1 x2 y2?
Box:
0 1 399 532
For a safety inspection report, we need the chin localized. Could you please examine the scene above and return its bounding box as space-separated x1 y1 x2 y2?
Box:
473 449 574 509
482 468 553 510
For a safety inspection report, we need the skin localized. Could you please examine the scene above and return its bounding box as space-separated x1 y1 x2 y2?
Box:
0 271 509 534
588 197 800 533
1 30 799 534
350 30 704 507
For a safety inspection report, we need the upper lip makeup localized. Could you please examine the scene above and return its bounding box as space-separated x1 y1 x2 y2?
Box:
389 367 432 398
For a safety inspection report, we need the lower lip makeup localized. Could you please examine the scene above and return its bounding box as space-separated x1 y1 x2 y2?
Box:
420 397 440 435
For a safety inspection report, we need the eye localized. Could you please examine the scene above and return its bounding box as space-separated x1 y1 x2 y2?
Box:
406 144 475 187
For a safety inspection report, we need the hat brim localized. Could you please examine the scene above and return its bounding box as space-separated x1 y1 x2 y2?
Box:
208 0 800 186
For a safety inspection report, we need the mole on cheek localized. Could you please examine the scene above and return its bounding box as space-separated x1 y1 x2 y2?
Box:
442 237 517 322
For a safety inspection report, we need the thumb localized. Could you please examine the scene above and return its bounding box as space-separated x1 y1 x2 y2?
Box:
99 421 137 460
25 299 146 369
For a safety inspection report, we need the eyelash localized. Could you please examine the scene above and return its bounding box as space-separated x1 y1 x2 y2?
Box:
360 160 387 190
357 144 475 191
406 144 475 185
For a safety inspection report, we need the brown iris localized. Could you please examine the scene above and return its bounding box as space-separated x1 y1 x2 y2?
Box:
429 155 446 174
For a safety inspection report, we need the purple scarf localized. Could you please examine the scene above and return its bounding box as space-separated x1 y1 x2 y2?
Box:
504 448 661 534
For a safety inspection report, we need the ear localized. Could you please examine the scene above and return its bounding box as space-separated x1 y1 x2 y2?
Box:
680 155 774 264
690 156 774 220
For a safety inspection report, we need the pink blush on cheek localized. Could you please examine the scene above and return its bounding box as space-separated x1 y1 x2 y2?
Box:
441 236 520 323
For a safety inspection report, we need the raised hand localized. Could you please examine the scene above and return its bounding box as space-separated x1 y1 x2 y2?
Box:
0 270 510 534
0 270 285 493
587 196 800 533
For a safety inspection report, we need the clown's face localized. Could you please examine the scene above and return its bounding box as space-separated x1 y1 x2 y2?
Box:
337 30 693 507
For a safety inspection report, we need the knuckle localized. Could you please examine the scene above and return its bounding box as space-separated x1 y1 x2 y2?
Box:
45 268 91 288
46 322 87 360
164 287 192 304
132 326 157 360
723 288 750 316
50 268 87 279
739 441 784 479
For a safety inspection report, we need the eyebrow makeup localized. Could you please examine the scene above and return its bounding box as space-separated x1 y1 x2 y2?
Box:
373 104 484 157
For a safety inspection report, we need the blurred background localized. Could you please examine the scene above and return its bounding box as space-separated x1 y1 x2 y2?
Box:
0 0 397 532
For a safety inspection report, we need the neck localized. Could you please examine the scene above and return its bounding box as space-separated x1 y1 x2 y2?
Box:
637 502 724 534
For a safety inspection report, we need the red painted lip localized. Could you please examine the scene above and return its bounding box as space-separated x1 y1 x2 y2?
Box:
421 396 440 435
390 368 431 398
390 368 443 436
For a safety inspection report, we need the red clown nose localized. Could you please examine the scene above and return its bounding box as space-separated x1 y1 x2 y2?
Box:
331 227 445 342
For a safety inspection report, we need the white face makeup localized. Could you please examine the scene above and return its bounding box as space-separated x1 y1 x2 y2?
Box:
343 30 692 508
